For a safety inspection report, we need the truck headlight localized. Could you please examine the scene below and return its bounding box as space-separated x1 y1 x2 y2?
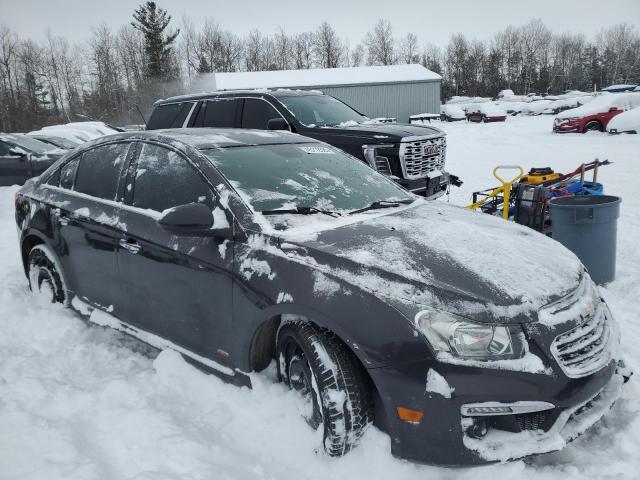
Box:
415 309 526 360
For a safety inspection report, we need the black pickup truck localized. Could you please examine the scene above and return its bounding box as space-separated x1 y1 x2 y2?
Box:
0 133 66 186
147 90 451 198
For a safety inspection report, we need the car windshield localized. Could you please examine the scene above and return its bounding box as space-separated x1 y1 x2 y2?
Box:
4 134 52 154
278 94 367 127
203 143 413 229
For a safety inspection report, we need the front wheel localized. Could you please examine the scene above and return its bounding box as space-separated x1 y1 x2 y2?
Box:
277 321 372 456
27 244 67 304
584 120 603 132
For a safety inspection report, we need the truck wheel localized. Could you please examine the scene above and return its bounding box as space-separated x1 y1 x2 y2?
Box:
277 321 372 456
27 245 67 304
584 120 603 132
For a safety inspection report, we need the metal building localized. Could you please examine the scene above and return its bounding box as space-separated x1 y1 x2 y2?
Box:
205 64 441 123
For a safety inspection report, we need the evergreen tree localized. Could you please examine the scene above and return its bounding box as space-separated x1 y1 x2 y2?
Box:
131 1 179 80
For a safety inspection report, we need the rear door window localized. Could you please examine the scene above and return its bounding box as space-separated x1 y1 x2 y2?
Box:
241 98 282 129
202 98 238 128
74 143 130 200
132 143 214 213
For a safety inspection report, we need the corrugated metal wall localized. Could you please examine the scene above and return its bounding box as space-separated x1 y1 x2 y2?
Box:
305 80 440 123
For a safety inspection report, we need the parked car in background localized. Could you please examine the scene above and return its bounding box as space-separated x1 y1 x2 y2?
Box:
29 121 120 145
466 103 507 122
27 134 81 150
554 92 640 133
0 133 65 186
601 84 638 93
15 128 628 466
521 99 554 115
440 104 466 121
607 106 640 134
147 90 451 199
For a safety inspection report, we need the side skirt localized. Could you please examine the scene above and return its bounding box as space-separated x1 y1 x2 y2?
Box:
69 295 252 388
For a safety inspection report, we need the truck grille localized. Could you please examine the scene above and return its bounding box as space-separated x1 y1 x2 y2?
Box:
515 411 549 431
399 136 446 179
551 305 611 378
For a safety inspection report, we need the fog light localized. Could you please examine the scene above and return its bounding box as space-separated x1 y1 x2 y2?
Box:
396 406 424 424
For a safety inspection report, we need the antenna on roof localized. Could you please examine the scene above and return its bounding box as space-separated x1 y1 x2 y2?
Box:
134 104 147 129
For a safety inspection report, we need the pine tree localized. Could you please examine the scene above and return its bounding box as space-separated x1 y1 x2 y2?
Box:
131 1 179 80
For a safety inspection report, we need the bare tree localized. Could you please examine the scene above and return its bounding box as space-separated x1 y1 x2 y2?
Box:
365 19 396 65
292 32 314 69
399 33 419 64
313 21 342 68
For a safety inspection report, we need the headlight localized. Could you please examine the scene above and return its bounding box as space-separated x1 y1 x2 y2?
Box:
415 309 526 360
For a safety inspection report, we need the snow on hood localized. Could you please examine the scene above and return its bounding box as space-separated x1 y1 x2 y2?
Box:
315 122 443 140
283 202 582 322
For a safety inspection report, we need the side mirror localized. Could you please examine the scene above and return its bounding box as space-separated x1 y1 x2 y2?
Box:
158 203 214 234
267 117 289 131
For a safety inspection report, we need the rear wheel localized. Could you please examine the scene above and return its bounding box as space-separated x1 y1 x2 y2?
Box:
277 321 372 456
27 245 67 304
584 120 603 132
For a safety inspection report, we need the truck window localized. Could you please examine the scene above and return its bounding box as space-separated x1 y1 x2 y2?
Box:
201 99 238 128
241 98 282 129
147 102 194 129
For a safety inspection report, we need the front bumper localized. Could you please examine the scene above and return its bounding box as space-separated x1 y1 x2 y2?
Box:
553 121 580 133
397 172 450 199
367 357 626 466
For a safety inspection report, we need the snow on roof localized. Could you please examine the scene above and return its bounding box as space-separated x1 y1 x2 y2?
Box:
206 64 441 91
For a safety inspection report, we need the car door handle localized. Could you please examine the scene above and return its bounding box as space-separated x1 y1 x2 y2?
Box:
119 238 141 254
53 208 70 226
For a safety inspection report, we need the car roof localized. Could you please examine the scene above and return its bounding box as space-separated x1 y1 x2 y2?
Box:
155 89 323 105
84 128 319 150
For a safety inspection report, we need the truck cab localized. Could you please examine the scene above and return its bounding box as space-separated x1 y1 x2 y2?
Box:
146 90 451 198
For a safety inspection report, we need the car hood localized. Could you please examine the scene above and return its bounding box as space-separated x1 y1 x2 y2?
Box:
317 122 443 142
279 202 583 323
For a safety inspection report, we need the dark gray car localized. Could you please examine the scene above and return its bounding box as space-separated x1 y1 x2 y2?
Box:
14 128 628 466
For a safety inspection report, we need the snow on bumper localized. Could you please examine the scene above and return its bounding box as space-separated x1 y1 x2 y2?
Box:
463 370 625 462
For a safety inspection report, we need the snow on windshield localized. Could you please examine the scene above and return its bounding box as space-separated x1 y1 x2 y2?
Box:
203 143 412 229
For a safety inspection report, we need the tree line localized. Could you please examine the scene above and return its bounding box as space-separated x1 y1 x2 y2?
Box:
1 1 639 132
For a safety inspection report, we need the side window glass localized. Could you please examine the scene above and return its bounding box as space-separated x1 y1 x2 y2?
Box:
242 99 281 129
59 157 80 189
147 103 181 130
203 99 237 127
74 143 129 200
0 141 10 156
132 143 214 213
171 102 194 128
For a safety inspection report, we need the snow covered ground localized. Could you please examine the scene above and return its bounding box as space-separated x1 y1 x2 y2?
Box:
1 115 639 479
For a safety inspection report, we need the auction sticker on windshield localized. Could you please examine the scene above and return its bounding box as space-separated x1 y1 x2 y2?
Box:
299 146 335 154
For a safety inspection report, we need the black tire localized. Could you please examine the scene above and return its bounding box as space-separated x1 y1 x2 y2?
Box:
277 321 372 457
584 120 603 132
27 245 67 304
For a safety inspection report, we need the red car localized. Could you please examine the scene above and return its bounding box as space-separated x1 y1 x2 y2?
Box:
465 103 507 122
553 92 640 133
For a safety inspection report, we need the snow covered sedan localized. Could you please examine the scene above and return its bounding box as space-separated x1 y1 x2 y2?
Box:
554 92 640 133
465 103 507 122
607 106 640 134
0 133 66 186
440 104 466 122
14 129 629 466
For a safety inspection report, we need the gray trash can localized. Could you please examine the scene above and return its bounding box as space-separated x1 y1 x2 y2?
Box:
549 195 621 284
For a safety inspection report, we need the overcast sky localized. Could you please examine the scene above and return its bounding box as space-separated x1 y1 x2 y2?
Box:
2 0 639 48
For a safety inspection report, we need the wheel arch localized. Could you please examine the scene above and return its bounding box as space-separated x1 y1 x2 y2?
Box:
20 230 49 276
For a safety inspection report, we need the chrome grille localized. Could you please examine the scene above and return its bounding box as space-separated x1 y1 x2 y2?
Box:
399 136 446 179
551 305 611 378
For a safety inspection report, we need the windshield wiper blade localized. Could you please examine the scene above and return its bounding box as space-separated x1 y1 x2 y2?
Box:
348 199 414 215
260 206 341 218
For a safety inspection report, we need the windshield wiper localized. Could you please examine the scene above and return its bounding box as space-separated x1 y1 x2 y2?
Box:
348 199 414 215
260 206 341 218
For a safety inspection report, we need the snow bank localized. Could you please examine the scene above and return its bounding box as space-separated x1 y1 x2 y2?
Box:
607 106 640 133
